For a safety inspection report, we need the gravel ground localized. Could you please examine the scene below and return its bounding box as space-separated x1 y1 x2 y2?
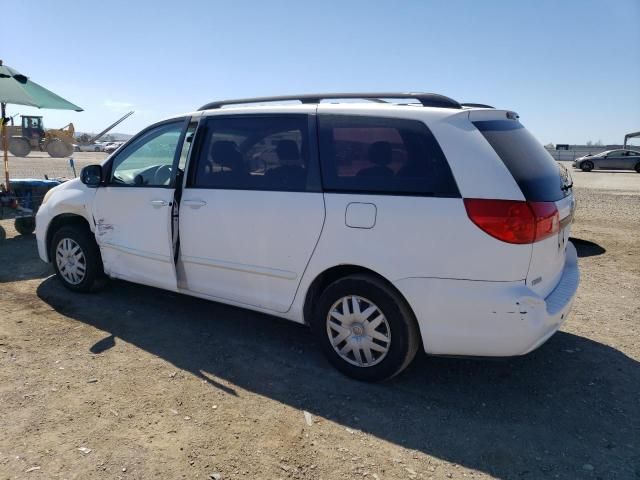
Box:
4 151 107 181
0 159 638 479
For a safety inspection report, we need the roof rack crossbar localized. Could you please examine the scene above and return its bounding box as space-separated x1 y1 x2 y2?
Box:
198 92 462 111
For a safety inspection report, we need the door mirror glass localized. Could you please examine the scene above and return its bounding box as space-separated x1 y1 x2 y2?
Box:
80 164 102 187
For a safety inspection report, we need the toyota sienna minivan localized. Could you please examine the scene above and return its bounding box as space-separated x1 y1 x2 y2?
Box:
36 93 579 381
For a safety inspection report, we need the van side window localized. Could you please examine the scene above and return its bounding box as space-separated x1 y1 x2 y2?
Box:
318 115 459 197
190 115 314 192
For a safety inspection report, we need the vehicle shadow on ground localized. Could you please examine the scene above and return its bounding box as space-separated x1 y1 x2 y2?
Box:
570 237 606 257
36 277 639 479
0 233 52 282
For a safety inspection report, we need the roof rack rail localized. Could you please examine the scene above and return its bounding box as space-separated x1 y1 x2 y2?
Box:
460 103 495 109
198 92 462 111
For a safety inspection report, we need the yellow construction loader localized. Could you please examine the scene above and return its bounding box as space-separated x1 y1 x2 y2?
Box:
0 115 75 157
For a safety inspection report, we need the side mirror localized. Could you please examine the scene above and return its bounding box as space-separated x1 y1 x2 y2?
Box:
80 164 103 187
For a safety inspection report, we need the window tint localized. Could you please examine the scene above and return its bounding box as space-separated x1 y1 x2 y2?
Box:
111 121 184 186
318 115 459 197
190 115 313 191
473 120 568 202
627 151 640 157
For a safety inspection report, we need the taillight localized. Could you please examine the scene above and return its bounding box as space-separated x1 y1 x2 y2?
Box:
464 199 559 244
528 201 560 241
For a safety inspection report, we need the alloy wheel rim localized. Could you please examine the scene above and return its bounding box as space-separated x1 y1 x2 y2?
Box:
326 295 391 367
55 238 87 285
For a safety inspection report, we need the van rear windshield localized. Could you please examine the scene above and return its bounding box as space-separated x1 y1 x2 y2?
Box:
473 120 567 202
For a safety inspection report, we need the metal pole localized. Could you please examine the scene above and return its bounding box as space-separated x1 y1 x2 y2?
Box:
1 102 10 193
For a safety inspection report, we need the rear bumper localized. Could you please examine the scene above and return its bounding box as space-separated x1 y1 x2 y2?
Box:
394 242 580 356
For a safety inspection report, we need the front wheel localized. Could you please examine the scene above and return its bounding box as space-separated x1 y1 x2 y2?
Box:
14 217 35 235
581 160 594 172
312 274 420 382
50 225 106 292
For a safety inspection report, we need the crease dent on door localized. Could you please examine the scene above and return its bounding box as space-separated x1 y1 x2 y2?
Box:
92 118 189 291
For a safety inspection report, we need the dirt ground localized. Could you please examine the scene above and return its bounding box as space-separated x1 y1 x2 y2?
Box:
0 159 638 479
4 151 108 181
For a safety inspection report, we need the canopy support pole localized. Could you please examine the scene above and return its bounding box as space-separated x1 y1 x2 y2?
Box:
1 102 9 193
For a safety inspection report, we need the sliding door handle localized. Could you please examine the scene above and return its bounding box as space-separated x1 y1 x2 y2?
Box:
182 199 207 209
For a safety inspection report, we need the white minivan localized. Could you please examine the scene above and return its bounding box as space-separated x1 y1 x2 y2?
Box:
36 93 579 381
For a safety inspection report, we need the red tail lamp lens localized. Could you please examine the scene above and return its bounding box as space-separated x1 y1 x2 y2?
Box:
464 199 559 244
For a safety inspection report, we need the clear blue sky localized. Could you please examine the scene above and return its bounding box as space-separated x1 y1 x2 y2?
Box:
5 0 640 145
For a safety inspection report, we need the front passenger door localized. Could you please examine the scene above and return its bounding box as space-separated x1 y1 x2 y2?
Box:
93 119 188 291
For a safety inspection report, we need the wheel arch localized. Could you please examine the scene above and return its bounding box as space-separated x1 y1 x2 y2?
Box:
302 264 418 327
45 213 93 262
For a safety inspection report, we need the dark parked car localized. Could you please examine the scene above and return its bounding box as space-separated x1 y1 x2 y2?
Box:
573 149 640 172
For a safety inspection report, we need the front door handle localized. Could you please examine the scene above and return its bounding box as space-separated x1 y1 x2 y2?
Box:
150 199 169 207
183 199 207 209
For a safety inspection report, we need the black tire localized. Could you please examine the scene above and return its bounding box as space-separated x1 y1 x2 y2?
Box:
8 137 31 157
635 162 640 173
14 217 35 235
50 225 106 292
311 274 420 382
581 160 594 172
46 139 74 158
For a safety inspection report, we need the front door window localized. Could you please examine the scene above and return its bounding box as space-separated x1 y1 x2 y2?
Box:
110 121 184 187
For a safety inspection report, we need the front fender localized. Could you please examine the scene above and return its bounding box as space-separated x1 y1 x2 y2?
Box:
35 179 98 262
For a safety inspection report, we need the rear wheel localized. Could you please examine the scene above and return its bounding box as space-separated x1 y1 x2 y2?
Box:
581 160 594 172
50 225 106 292
635 162 640 173
14 217 35 235
312 274 420 382
45 139 74 158
8 137 31 157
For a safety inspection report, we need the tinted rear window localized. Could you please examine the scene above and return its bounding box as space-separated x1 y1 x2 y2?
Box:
473 120 567 201
189 115 318 192
319 115 459 197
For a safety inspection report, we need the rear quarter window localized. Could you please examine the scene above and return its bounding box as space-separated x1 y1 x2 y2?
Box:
473 120 568 202
318 115 459 197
